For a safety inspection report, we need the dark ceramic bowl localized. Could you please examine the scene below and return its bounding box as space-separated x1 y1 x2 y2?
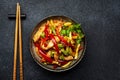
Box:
30 15 86 72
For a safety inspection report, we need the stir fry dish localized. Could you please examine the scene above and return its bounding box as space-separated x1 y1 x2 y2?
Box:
33 18 84 68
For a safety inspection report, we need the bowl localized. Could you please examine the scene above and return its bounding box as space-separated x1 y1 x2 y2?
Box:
30 15 86 72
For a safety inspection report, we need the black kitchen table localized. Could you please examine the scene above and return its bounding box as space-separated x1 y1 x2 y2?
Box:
0 0 120 80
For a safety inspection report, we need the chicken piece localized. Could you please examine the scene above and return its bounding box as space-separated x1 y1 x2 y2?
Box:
64 56 73 61
33 25 45 42
35 47 38 54
41 40 54 50
41 36 60 50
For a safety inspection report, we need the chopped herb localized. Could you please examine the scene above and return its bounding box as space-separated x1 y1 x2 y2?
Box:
60 29 66 35
58 44 64 48
40 32 45 38
59 55 64 60
61 49 69 56
76 39 82 44
50 51 55 57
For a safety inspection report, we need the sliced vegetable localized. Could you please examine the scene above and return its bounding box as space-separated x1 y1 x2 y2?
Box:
64 22 72 26
49 34 59 54
61 47 70 56
62 61 72 68
69 32 72 40
44 24 49 37
51 27 56 34
74 44 80 59
50 19 54 27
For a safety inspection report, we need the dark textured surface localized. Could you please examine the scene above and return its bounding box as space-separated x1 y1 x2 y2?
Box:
0 0 120 80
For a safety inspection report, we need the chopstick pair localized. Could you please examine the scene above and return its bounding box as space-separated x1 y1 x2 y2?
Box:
13 3 23 80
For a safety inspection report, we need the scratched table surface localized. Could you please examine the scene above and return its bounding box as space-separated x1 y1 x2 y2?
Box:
0 0 120 80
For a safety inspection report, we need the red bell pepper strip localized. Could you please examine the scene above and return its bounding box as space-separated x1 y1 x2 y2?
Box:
38 48 53 63
57 35 74 48
34 42 53 63
49 34 59 54
44 24 49 37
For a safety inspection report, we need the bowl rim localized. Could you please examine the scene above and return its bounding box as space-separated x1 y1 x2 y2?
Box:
29 15 87 72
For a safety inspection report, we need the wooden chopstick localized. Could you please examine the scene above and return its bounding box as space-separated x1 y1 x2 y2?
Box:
13 3 19 80
18 4 23 80
13 3 23 80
